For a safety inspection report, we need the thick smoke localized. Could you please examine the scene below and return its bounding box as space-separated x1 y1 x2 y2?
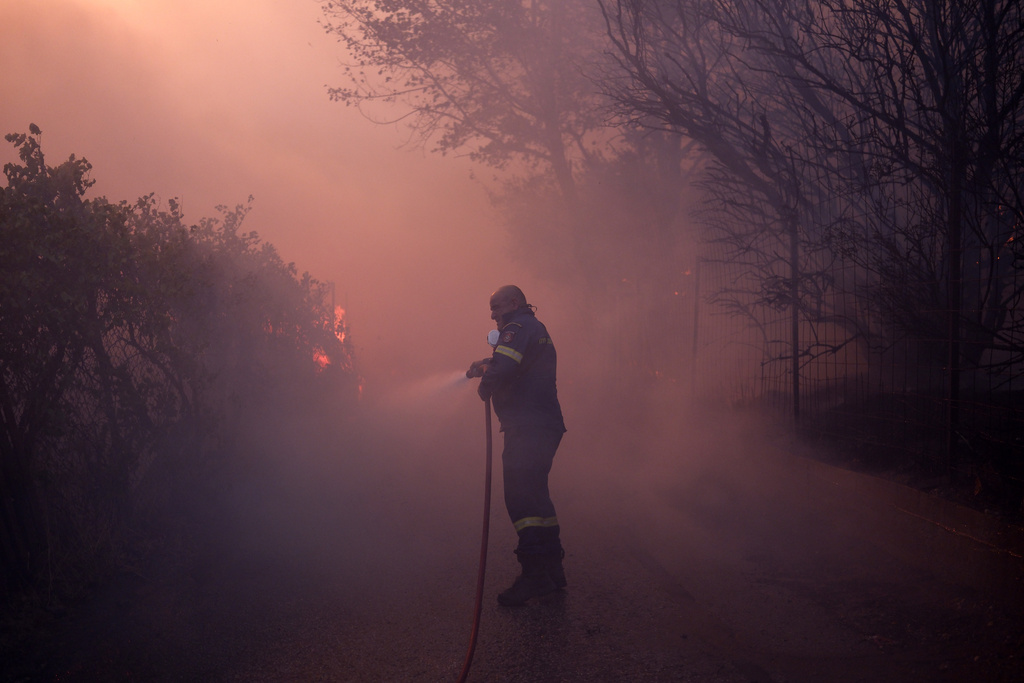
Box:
5 3 1020 681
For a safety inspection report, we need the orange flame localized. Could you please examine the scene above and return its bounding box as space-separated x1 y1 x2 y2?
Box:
333 306 347 344
313 305 350 372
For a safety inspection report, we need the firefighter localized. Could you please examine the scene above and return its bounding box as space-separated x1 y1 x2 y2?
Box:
467 285 566 606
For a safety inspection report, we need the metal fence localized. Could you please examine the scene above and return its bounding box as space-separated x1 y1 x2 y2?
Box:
684 237 1024 516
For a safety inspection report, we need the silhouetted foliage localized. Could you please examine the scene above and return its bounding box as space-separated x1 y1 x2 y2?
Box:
320 0 608 195
0 128 357 599
600 0 1023 403
320 0 1021 488
321 0 705 381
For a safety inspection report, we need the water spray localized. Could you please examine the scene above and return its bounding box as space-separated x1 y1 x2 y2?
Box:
407 369 470 397
380 370 470 418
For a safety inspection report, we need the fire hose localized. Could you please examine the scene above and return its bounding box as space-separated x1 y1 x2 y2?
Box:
456 397 492 683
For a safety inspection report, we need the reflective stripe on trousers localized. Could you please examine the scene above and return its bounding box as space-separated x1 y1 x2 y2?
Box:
501 426 563 555
513 515 559 532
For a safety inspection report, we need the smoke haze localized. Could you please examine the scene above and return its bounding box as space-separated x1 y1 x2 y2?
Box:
5 3 1022 681
0 0 542 391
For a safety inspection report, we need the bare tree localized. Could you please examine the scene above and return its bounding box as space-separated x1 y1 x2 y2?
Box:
600 0 1023 427
321 0 710 383
599 0 847 416
320 0 610 200
725 0 1024 465
762 0 1024 376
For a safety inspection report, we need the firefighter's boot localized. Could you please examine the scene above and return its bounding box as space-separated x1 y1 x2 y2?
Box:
497 552 557 606
547 548 567 589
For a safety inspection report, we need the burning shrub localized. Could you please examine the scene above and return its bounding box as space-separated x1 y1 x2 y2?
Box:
0 128 358 599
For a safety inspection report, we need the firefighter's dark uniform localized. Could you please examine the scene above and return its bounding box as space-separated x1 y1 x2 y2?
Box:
478 306 566 577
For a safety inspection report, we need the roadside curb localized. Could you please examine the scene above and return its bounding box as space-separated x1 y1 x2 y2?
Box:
795 454 1024 559
787 452 1024 601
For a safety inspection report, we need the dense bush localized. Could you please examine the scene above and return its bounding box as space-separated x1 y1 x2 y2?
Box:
0 128 357 600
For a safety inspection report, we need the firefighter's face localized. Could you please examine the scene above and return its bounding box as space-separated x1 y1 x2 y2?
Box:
490 292 517 327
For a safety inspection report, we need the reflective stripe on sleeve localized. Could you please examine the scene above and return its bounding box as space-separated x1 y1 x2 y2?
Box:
495 345 523 363
513 516 559 532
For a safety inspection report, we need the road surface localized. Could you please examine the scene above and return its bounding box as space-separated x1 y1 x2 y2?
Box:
11 390 1023 682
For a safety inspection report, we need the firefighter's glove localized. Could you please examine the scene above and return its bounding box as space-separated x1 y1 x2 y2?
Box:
466 358 489 379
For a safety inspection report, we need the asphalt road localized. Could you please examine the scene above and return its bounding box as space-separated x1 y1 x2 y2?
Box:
13 390 1024 682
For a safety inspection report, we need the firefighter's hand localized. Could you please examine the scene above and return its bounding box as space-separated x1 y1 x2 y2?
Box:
466 358 489 378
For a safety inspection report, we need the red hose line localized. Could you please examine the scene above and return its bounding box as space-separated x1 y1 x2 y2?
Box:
457 397 492 683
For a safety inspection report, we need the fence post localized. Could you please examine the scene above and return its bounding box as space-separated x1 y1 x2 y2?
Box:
690 257 701 397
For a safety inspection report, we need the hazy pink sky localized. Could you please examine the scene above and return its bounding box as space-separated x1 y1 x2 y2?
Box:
1 0 542 389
